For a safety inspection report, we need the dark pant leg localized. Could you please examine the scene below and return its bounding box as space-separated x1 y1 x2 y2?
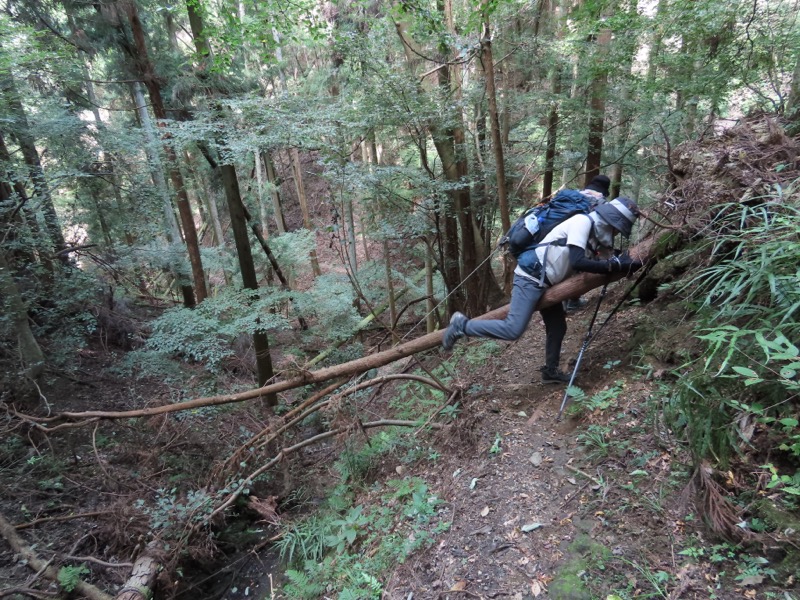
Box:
541 302 567 369
464 275 544 341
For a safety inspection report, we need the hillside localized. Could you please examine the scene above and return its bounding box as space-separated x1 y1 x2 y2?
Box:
2 114 800 600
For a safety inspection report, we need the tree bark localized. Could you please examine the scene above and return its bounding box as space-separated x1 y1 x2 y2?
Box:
290 147 322 277
131 82 195 306
114 550 160 600
219 163 277 404
119 1 207 304
0 63 67 262
262 151 287 233
584 26 612 185
0 511 112 600
0 251 44 379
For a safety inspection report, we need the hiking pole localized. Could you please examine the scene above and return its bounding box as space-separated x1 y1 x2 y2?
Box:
555 262 653 421
557 284 607 421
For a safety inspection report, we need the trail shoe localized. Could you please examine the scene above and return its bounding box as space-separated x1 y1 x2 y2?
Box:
564 297 589 312
442 312 468 351
540 365 571 385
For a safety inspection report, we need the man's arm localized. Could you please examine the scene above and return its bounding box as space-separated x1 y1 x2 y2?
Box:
568 245 642 274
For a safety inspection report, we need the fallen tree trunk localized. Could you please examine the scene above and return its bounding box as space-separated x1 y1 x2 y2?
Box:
0 511 113 600
18 235 663 425
114 549 160 600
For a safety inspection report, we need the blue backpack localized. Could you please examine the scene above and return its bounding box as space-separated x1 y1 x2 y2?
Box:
501 189 596 259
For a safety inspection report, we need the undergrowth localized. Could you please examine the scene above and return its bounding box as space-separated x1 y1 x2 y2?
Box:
664 193 800 559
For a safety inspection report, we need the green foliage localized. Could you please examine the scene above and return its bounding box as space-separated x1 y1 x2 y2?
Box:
57 564 89 592
135 487 215 537
280 475 443 598
143 286 289 371
669 195 800 488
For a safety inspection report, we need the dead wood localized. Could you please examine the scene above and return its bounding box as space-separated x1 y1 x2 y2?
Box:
114 548 160 600
207 418 444 520
10 234 663 428
0 511 113 600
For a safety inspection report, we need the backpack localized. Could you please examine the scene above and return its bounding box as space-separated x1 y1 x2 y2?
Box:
501 189 596 259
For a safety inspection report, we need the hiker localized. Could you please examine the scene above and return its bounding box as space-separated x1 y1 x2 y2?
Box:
564 174 611 312
442 197 643 384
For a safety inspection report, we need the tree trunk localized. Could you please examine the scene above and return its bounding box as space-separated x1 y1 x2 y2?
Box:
120 1 207 304
115 549 160 600
786 51 800 118
425 238 436 333
219 163 277 404
383 239 397 335
290 147 322 277
479 20 509 233
543 68 561 200
0 63 67 262
0 251 44 380
262 150 287 234
131 82 195 306
584 26 612 185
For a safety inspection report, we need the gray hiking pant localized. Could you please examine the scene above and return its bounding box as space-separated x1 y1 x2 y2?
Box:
464 274 567 369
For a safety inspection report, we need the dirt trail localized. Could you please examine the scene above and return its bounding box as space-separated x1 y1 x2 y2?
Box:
380 290 652 598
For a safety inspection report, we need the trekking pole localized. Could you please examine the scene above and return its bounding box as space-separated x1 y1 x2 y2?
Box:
557 284 607 421
555 262 653 421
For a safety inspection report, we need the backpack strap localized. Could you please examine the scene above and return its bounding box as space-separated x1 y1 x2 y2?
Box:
533 213 594 287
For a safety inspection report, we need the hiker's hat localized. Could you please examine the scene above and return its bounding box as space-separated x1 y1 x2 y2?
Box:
595 197 639 237
585 175 611 197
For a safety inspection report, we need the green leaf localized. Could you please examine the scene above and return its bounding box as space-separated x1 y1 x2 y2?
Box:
732 366 758 378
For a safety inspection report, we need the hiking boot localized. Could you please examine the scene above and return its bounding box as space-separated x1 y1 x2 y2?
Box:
442 312 468 351
540 365 571 385
563 297 589 312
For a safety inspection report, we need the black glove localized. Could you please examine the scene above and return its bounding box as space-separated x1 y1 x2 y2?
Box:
608 255 643 275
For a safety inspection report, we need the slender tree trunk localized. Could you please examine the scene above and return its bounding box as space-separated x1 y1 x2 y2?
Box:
584 26 612 186
131 82 195 305
0 251 44 380
543 68 561 200
425 238 436 333
220 163 277 404
262 151 287 233
786 52 800 118
480 19 509 233
344 195 357 274
290 147 322 277
254 150 270 237
383 239 397 334
121 1 207 304
0 64 67 262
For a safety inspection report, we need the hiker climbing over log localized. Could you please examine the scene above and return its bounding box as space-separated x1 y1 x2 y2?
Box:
442 197 644 384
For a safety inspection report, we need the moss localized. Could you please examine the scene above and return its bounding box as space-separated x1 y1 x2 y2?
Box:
549 535 611 600
752 499 800 578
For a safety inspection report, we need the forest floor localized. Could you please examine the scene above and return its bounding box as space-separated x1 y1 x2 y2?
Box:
1 281 743 600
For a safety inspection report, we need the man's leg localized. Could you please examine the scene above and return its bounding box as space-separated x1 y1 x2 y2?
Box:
463 275 544 341
541 303 569 383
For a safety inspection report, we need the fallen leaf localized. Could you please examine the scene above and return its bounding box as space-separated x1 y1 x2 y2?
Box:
530 580 542 596
740 575 763 586
450 580 467 592
481 506 490 517
469 525 492 536
395 465 405 475
521 522 543 532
